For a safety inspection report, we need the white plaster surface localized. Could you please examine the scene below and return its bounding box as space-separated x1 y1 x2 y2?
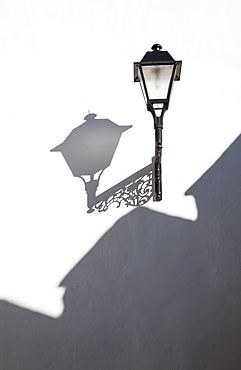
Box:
0 0 241 368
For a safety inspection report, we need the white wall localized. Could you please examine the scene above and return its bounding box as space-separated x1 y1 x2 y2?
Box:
0 0 241 368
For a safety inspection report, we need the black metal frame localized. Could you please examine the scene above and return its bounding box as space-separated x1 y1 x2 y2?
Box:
147 103 167 201
134 45 182 201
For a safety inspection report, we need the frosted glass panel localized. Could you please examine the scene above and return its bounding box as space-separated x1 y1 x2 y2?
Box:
142 65 174 100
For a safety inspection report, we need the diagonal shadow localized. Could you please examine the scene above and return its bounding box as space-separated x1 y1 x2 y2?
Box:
1 135 241 369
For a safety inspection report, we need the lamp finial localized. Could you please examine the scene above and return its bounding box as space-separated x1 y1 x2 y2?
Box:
151 44 162 51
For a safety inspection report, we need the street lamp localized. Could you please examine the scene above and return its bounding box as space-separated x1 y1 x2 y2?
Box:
134 44 182 201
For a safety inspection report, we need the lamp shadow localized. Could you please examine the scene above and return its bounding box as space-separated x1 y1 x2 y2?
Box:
0 135 241 369
51 113 152 212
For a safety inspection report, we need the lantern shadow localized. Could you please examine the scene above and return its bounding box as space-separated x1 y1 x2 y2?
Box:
51 113 153 212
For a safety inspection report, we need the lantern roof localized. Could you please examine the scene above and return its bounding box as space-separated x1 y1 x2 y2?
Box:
140 44 175 65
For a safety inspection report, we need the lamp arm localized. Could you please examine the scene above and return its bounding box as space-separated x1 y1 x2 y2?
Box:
154 124 162 201
147 103 168 201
